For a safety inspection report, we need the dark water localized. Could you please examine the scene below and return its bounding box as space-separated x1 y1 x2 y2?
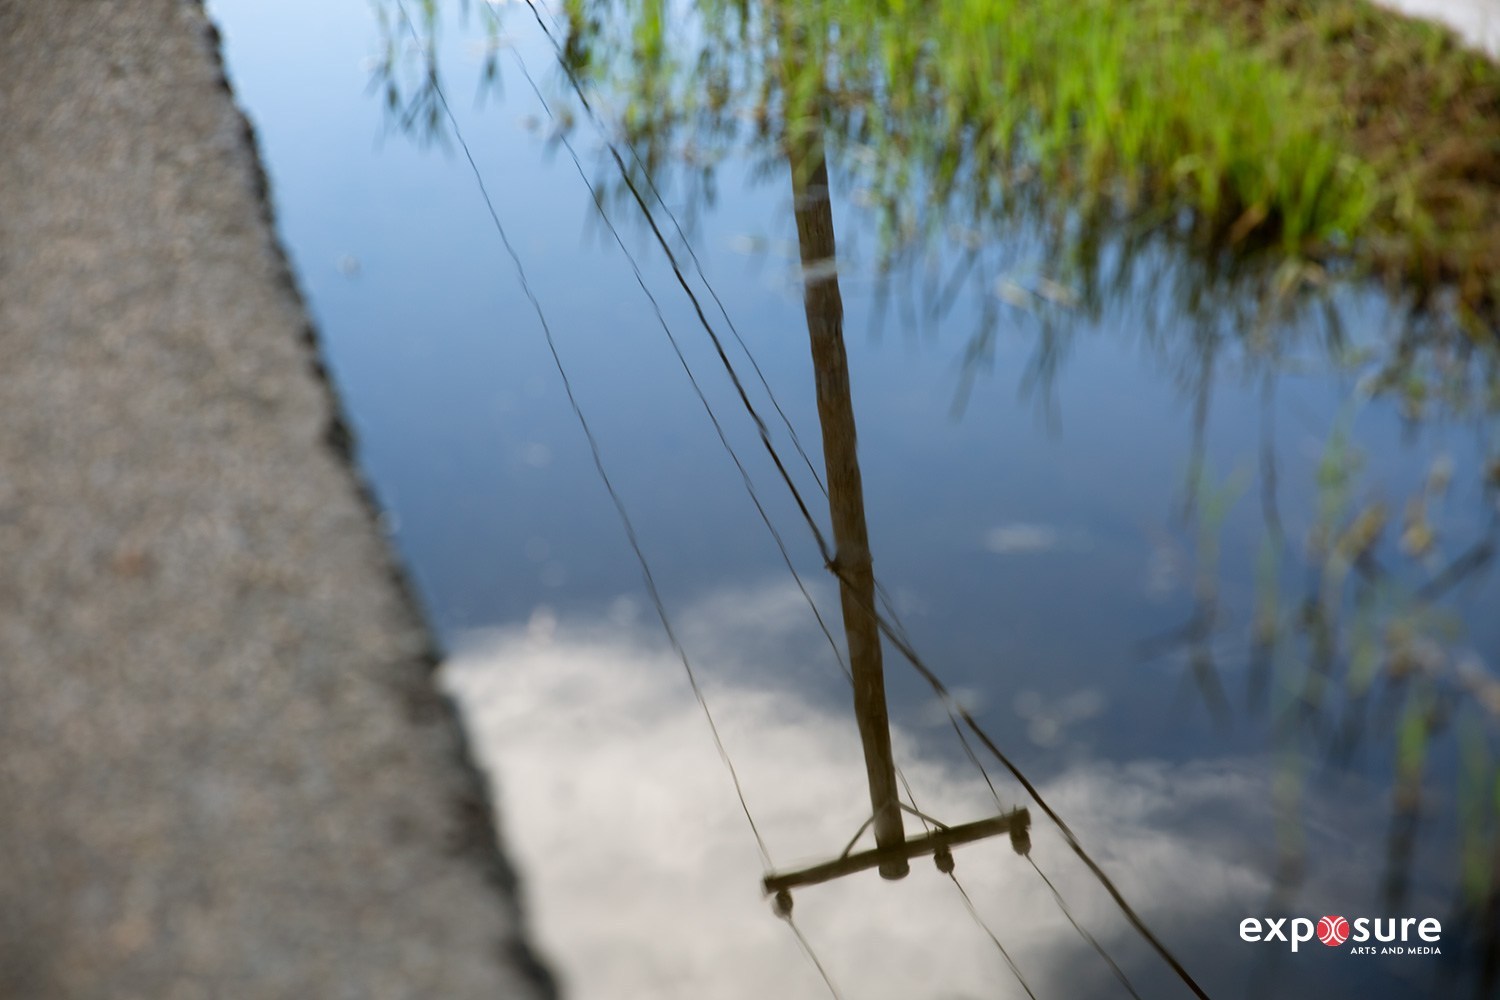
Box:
208 1 1500 996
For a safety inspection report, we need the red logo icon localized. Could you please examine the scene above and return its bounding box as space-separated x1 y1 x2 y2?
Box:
1317 915 1350 947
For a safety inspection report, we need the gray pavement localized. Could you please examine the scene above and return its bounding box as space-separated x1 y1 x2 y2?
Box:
0 1 555 996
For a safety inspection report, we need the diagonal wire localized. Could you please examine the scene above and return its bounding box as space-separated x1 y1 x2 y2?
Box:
897 766 1040 1000
874 585 1010 819
869 613 1212 1000
488 1 830 503
390 0 775 868
783 912 846 1000
900 687 1143 999
517 64 1040 1000
640 167 830 502
1028 855 1144 1000
394 10 846 996
506 47 851 688
948 871 1039 1000
500 5 1214 997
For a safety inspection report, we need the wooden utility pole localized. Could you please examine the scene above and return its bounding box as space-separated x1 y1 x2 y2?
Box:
765 145 1037 900
787 128 908 879
764 808 1032 895
763 11 1036 906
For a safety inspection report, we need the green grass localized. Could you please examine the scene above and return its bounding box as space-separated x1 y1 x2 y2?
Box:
563 0 1500 321
825 0 1375 249
1230 0 1500 316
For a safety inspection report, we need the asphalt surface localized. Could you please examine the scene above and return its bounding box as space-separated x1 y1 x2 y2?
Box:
0 1 555 996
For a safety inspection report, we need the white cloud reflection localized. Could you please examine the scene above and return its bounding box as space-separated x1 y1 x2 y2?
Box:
442 585 1389 999
984 523 1091 555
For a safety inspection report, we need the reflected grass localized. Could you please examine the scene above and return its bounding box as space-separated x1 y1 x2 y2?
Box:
1229 0 1500 315
565 0 1373 240
559 0 1500 320
376 0 1500 329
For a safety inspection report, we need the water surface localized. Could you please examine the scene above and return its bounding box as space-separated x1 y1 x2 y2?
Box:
208 1 1500 996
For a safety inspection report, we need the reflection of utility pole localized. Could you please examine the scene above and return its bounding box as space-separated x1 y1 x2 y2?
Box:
788 125 909 880
765 808 1032 897
767 15 1031 908
771 135 1034 898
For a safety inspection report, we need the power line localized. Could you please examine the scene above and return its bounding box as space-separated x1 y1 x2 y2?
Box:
392 9 844 995
490 0 831 503
897 767 1040 1000
869 611 1213 1000
782 910 847 1000
643 185 830 501
518 68 1084 1000
1028 855 1144 1000
390 0 774 868
481 5 1213 996
514 77 1047 991
900 690 1144 999
949 871 1039 1000
505 46 851 687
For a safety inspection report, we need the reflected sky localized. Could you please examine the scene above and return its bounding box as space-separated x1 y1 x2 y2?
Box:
445 583 1444 999
205 0 1500 994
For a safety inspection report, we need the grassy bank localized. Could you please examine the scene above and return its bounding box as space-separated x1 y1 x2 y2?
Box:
1228 0 1500 314
810 0 1500 315
564 0 1500 323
